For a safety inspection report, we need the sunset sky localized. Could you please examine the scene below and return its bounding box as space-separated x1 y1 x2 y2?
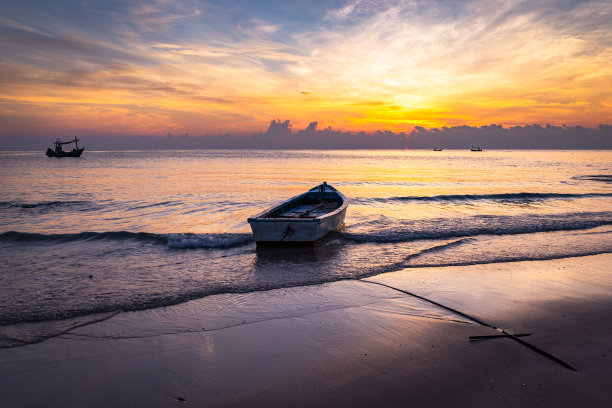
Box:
1 0 611 139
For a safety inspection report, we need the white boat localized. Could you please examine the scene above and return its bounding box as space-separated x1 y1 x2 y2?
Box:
248 182 348 244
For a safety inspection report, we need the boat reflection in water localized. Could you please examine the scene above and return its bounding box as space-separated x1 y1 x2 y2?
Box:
254 240 342 265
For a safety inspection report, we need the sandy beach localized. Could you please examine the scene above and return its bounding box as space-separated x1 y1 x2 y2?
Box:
2 0 611 405
1 253 611 407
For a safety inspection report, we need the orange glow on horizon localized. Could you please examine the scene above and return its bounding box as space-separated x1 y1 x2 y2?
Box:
1 1 610 138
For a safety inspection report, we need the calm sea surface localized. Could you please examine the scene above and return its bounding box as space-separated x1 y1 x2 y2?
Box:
1 149 611 347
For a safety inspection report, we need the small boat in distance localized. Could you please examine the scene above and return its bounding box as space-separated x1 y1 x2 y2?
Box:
46 137 84 157
248 182 348 244
433 147 442 151
470 146 482 151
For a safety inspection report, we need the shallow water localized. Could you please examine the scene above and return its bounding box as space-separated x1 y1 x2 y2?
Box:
1 149 611 347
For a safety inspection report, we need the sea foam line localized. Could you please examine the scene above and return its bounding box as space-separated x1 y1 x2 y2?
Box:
0 231 166 244
355 192 612 204
0 231 254 248
341 212 612 243
167 233 253 249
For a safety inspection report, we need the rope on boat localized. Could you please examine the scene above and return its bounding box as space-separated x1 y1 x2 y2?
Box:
280 223 293 241
361 279 577 372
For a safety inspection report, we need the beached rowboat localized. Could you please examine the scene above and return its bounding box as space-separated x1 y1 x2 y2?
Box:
248 182 347 244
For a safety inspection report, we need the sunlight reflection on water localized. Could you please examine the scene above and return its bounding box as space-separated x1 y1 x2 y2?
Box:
0 149 610 346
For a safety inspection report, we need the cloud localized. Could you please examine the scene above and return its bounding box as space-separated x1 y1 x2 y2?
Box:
283 0 612 128
0 16 53 37
407 123 612 149
0 0 610 138
0 25 140 64
237 19 279 35
124 0 202 32
324 1 358 21
2 114 611 150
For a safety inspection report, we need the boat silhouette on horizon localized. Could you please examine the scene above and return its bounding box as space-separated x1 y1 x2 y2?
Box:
46 137 84 157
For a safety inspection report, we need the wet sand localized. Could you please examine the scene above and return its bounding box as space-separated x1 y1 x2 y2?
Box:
1 254 611 407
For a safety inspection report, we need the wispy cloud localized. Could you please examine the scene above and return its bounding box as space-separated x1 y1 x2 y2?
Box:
324 1 358 21
0 16 54 37
288 0 612 128
0 0 610 137
125 0 202 32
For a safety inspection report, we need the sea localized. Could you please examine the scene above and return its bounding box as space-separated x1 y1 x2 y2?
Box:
1 149 611 348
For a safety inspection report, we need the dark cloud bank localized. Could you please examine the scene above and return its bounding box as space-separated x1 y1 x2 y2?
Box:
7 121 612 150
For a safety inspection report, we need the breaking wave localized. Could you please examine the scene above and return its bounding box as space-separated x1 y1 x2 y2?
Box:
0 231 254 249
3 211 610 248
167 233 253 248
0 231 167 245
0 231 253 249
341 211 612 243
354 192 612 204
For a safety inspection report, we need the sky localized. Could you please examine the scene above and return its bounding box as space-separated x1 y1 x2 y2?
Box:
1 0 611 147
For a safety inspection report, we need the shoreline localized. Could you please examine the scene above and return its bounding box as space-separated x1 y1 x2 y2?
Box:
1 254 611 407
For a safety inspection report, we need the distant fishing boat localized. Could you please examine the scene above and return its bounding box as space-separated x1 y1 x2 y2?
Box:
248 182 347 244
470 146 482 151
46 137 84 157
433 147 442 151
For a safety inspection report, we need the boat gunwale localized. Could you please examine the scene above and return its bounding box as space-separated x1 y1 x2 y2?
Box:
247 188 347 224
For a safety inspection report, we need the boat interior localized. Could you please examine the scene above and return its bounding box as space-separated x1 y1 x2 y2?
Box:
265 196 341 219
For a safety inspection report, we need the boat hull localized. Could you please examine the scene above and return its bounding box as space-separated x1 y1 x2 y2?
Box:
248 183 347 244
249 206 347 244
46 148 84 157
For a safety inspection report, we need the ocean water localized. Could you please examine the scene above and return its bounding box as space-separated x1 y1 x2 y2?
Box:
1 149 611 347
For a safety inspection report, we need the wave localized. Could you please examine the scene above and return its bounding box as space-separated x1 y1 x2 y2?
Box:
2 229 610 346
355 192 612 204
0 230 253 249
0 240 463 330
340 211 612 243
128 201 178 211
0 312 120 348
3 236 609 339
167 233 253 248
3 210 610 247
0 199 191 212
0 231 167 245
405 249 612 269
572 174 612 183
0 200 92 209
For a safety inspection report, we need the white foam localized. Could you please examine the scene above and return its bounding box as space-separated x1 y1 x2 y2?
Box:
167 233 252 249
